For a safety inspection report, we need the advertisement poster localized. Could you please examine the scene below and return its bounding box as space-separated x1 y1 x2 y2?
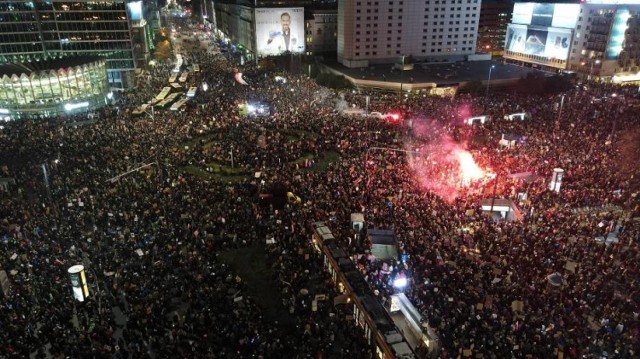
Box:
551 4 580 29
544 28 571 60
255 8 305 57
506 24 572 60
512 3 534 25
530 3 554 27
606 8 630 60
511 3 579 29
524 28 548 56
505 24 528 53
127 1 143 21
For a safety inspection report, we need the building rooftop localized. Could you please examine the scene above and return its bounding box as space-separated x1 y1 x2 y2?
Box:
0 56 104 78
325 59 541 87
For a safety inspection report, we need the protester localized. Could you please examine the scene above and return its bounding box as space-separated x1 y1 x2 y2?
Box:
0 24 639 359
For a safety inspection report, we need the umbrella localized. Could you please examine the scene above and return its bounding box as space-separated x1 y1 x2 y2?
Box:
547 272 563 287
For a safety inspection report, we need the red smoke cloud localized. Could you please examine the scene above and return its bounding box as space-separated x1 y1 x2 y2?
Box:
406 117 492 202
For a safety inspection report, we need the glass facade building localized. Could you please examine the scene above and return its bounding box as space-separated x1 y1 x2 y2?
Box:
0 56 110 118
0 0 136 88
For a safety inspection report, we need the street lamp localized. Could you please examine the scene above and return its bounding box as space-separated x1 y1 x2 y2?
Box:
365 95 370 116
556 94 565 123
399 55 405 99
485 65 496 99
589 59 601 81
144 105 155 121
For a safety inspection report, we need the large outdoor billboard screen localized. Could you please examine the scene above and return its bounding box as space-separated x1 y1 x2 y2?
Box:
127 1 143 21
505 24 572 60
512 3 580 29
255 8 305 57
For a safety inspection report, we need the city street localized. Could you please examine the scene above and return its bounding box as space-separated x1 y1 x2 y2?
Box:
2 7 639 359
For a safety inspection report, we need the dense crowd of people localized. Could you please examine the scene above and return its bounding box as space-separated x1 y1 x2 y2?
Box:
1 23 639 359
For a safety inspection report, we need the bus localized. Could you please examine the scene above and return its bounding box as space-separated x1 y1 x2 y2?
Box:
310 222 420 359
170 97 189 111
156 98 173 108
155 87 172 101
186 86 197 98
132 103 150 117
157 93 181 108
165 92 181 102
179 71 189 83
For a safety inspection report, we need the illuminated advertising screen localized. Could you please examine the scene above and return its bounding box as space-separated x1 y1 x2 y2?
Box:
524 28 548 55
505 24 572 60
255 8 305 57
512 3 534 25
512 3 579 29
505 24 528 54
606 8 630 59
544 27 572 60
552 4 581 29
127 1 143 21
530 3 554 27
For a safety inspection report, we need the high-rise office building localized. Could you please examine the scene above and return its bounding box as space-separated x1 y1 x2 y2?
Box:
337 0 482 68
305 8 338 56
504 1 640 83
0 0 137 88
477 0 513 55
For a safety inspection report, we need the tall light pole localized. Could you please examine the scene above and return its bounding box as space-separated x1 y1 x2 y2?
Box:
399 55 405 99
365 95 370 116
589 59 601 81
556 94 565 123
485 65 495 99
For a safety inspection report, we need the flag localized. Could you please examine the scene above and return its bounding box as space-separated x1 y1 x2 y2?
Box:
234 72 249 86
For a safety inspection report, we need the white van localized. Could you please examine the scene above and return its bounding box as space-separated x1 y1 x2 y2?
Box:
504 113 527 121
466 115 489 125
342 108 366 116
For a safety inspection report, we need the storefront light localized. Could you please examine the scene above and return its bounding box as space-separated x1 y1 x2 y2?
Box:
64 102 89 111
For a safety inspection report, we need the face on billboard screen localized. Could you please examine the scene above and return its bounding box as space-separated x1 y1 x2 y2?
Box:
255 8 305 57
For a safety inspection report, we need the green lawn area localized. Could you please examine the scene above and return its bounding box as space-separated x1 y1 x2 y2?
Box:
183 150 340 181
281 129 312 141
306 150 340 172
180 128 339 181
183 165 248 183
203 161 249 175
